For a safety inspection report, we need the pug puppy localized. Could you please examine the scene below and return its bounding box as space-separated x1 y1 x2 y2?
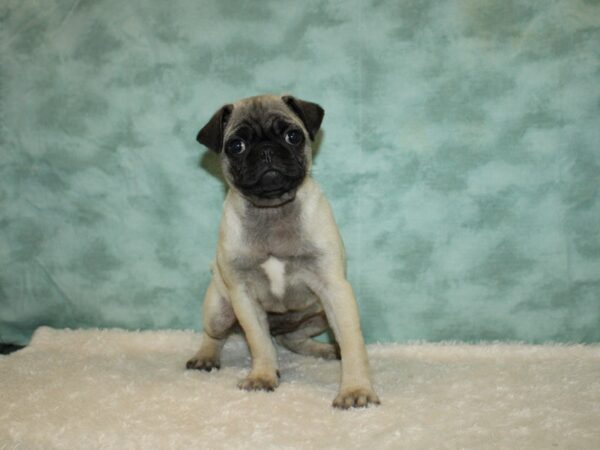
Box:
187 94 379 408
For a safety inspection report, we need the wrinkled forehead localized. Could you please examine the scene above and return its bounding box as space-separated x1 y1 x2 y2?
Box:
224 96 303 138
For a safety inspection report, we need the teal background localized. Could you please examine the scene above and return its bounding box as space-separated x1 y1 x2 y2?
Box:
1 0 599 346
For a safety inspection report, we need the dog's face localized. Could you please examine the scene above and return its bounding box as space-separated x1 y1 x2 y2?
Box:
197 95 324 207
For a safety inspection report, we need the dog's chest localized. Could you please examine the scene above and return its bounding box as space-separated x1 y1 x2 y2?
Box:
237 202 319 312
254 255 317 312
260 256 286 299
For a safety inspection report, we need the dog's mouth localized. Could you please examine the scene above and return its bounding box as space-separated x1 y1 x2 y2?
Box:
237 169 304 207
255 170 290 197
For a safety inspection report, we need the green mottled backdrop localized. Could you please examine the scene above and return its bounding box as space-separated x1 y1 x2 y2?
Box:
1 0 599 345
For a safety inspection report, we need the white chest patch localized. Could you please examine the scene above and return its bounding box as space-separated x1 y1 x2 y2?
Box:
260 256 286 299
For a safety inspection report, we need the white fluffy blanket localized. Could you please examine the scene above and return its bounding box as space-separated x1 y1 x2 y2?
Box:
1 327 599 449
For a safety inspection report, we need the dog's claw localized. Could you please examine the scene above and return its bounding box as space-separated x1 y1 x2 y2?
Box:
238 373 279 392
333 388 380 409
186 358 220 372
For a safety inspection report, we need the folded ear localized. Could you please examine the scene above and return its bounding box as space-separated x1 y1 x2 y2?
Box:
196 104 233 152
282 96 324 140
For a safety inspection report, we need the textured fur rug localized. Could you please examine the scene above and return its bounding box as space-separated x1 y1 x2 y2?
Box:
1 327 599 449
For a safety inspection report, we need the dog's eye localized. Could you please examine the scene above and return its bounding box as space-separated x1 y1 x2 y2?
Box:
284 129 303 145
226 139 246 155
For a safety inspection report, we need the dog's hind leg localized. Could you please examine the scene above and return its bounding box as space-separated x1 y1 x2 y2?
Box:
186 280 236 371
277 335 340 360
275 313 340 360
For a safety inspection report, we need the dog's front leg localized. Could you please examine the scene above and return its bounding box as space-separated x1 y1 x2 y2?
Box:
310 277 380 408
230 286 279 391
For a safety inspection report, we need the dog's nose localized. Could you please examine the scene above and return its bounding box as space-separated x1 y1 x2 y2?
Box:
261 148 273 165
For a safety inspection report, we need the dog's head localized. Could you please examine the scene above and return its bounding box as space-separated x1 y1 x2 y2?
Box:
197 95 324 207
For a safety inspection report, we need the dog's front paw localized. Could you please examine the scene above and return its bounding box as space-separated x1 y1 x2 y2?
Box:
186 356 220 372
238 371 279 392
333 387 380 409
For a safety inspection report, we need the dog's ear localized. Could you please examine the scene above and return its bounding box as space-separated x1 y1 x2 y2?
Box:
196 104 233 152
282 96 324 140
